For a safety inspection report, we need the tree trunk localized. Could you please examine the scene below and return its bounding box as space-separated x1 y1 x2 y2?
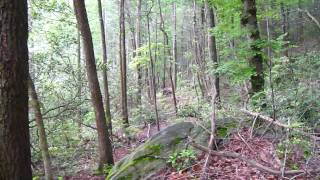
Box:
136 0 143 107
28 76 53 180
0 0 32 179
119 0 129 126
147 10 160 131
98 0 113 134
193 0 207 98
158 0 178 114
73 0 114 170
281 3 289 57
173 3 178 88
205 0 220 102
241 0 264 95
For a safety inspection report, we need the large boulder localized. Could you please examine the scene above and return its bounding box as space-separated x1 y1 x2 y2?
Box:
107 119 237 180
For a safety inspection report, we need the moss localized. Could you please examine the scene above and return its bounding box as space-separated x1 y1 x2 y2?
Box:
107 155 158 180
173 137 182 145
146 144 162 155
216 122 236 138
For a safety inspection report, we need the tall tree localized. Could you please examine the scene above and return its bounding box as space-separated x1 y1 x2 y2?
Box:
146 3 160 131
158 0 178 114
173 2 178 88
0 0 32 179
98 0 113 134
241 0 264 95
120 0 129 125
28 76 53 180
73 0 114 170
205 0 220 102
136 0 143 107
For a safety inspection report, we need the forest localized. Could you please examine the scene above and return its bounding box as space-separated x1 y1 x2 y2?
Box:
0 0 319 179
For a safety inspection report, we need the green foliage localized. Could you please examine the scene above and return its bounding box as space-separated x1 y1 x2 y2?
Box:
276 135 312 162
103 164 113 176
167 149 196 171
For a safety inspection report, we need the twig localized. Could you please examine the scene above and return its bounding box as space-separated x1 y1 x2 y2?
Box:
250 115 258 139
189 140 320 176
201 79 217 180
237 132 254 153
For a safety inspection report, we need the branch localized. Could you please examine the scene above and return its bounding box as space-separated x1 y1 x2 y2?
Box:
189 140 320 176
298 8 320 31
240 109 320 141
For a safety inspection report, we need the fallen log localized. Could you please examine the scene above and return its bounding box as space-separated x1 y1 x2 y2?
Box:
240 109 320 141
189 140 320 176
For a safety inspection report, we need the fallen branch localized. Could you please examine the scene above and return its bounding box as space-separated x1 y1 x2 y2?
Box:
240 109 320 141
189 140 320 176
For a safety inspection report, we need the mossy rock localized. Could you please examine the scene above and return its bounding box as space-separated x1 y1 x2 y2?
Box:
107 119 237 180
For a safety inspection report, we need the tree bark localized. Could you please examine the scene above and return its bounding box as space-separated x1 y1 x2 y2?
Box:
98 0 113 134
28 76 53 180
73 0 114 170
119 0 129 126
173 2 178 88
205 0 220 102
241 0 264 95
0 0 32 179
136 0 143 107
281 3 289 57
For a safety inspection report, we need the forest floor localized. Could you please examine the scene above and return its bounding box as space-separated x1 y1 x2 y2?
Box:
63 92 319 180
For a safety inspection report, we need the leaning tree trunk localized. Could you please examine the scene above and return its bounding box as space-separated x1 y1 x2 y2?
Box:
0 0 32 179
28 76 53 180
119 0 129 126
73 0 114 170
205 0 220 103
98 0 113 134
241 0 264 95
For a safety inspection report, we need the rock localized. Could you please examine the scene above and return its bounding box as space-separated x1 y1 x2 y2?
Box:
107 119 237 180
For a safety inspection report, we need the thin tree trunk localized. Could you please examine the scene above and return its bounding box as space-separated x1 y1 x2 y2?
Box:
73 0 114 170
76 27 83 138
193 0 206 98
0 0 32 179
173 2 178 88
147 8 160 131
119 0 129 126
205 0 220 103
136 0 143 107
281 3 289 57
28 76 53 180
98 0 113 134
158 0 178 114
241 0 264 95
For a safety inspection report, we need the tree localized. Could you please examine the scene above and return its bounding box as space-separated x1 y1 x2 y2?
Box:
98 0 113 134
205 0 220 102
0 0 32 179
158 0 178 114
120 0 129 126
136 0 143 107
28 76 53 180
73 0 114 170
146 2 160 131
241 0 264 95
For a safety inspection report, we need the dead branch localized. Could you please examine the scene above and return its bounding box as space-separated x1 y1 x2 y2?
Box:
189 140 320 176
240 109 320 141
298 8 320 31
